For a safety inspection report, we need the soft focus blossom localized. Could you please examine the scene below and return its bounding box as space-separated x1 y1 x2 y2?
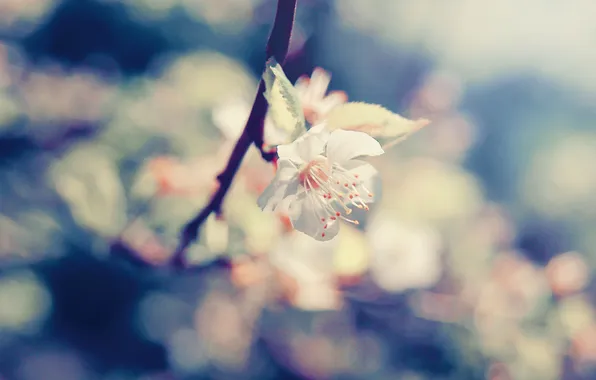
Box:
294 68 348 125
17 66 116 124
213 67 346 146
473 251 550 339
570 323 596 367
367 215 443 292
132 156 219 199
258 124 383 240
0 271 51 332
270 233 342 310
545 251 590 297
0 0 57 31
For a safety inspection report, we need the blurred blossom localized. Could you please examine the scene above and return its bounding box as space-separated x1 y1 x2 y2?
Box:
410 70 463 114
137 291 193 344
204 214 229 254
131 155 219 200
286 333 347 379
0 214 27 258
486 362 513 380
50 144 127 237
270 232 342 310
332 223 369 282
181 0 262 31
167 327 207 372
212 67 347 146
449 204 515 281
0 270 51 332
367 214 442 293
123 0 182 20
194 291 252 370
105 52 254 158
0 211 63 263
557 295 595 338
0 0 58 33
17 65 116 125
0 91 21 127
120 219 171 265
294 68 348 126
570 323 596 368
473 252 550 347
546 251 590 297
411 291 467 323
381 158 484 225
523 132 596 219
230 226 368 311
511 334 561 380
406 70 477 162
160 52 255 108
124 0 262 29
0 43 24 126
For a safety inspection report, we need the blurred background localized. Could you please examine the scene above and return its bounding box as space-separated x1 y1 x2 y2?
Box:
1 0 595 379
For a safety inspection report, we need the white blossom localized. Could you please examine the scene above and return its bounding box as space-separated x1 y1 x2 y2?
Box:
213 67 346 146
257 124 384 241
368 215 443 292
294 68 347 125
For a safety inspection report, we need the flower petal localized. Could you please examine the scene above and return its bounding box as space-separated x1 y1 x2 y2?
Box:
305 68 331 103
342 159 380 203
257 159 299 211
318 91 348 116
287 192 340 241
277 124 328 163
325 130 384 163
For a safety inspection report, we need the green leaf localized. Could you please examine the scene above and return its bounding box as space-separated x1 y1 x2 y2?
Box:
324 102 430 148
263 58 306 144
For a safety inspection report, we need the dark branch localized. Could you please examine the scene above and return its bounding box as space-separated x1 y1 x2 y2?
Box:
170 0 298 268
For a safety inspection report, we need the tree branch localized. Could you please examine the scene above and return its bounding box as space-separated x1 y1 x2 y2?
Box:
170 0 298 268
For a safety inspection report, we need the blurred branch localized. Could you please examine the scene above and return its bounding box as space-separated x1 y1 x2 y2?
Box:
170 0 298 268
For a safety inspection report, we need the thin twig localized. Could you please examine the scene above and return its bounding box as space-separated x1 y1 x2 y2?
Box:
171 0 298 268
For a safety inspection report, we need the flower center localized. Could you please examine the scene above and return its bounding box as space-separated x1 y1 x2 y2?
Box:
298 157 375 238
298 157 329 189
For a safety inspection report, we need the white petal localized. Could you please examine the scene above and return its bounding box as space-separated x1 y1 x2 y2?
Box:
325 130 384 163
257 159 299 211
342 159 380 203
277 125 328 163
287 192 340 240
305 68 331 103
317 91 347 116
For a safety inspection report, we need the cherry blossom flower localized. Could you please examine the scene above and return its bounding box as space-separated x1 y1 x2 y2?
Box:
212 68 346 146
257 124 384 241
367 215 443 292
294 68 348 125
